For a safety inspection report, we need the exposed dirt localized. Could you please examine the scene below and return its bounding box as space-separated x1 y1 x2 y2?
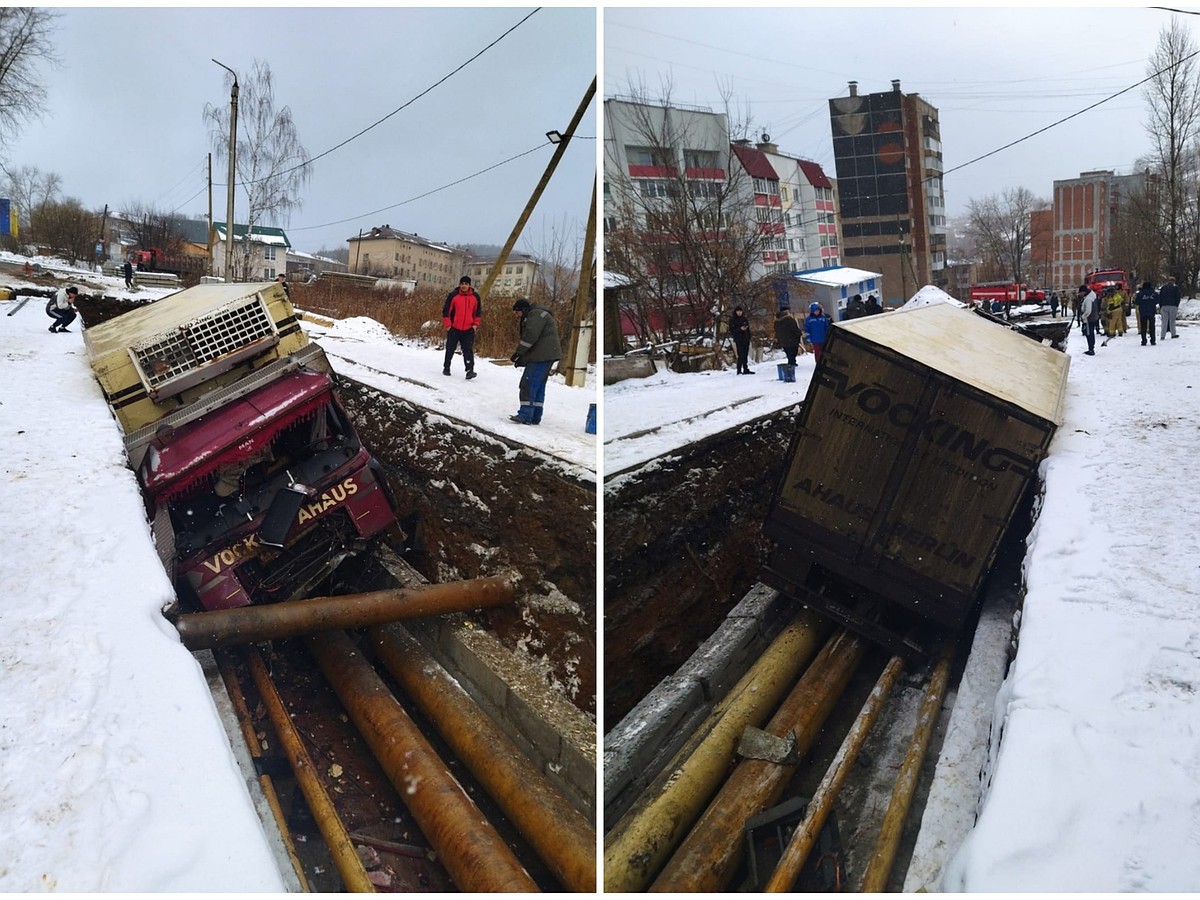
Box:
603 404 802 728
338 381 596 717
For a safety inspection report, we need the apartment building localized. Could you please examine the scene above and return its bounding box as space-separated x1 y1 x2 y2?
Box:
1051 169 1151 291
463 252 539 297
828 79 946 303
754 136 840 272
346 225 466 288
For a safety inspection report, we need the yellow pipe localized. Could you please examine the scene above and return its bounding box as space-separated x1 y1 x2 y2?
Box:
246 647 375 892
764 654 906 892
174 574 519 650
650 628 867 891
368 623 596 891
603 609 830 892
306 631 539 892
214 649 312 892
859 642 954 892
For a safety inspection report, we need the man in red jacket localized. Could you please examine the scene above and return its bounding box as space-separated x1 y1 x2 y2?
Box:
442 275 482 379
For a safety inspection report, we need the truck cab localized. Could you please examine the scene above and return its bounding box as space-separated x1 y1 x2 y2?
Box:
84 281 398 611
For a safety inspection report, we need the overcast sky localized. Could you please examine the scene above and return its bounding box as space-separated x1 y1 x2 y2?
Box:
603 5 1188 220
4 6 596 257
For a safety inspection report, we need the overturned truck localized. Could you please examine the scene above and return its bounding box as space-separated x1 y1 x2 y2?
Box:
83 280 398 611
762 302 1070 657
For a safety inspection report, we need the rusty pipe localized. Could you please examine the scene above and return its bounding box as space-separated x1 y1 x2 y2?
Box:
764 654 907 893
603 609 830 893
174 574 520 650
859 642 954 892
368 623 595 891
306 630 539 892
651 628 867 892
214 649 311 892
246 647 375 892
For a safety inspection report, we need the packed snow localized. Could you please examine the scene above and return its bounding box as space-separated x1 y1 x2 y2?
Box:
605 293 1200 891
0 252 595 890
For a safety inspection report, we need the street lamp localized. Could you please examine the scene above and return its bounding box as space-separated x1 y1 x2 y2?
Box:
213 59 238 282
546 130 563 144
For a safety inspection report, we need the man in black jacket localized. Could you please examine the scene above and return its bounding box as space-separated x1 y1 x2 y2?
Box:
1158 276 1181 340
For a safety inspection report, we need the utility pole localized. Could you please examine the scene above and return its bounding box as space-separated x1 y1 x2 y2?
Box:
478 77 596 303
562 175 597 387
95 204 108 272
207 153 213 275
213 59 238 282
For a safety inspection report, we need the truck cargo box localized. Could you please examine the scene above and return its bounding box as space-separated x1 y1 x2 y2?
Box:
762 303 1070 656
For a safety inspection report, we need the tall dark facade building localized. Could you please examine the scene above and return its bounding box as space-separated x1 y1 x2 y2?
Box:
828 80 946 302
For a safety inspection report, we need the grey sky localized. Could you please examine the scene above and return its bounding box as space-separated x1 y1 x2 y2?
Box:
5 6 597 258
604 6 1185 220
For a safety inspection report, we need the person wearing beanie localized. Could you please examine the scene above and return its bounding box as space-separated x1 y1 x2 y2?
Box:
46 286 79 333
728 305 753 374
441 275 482 379
508 297 560 425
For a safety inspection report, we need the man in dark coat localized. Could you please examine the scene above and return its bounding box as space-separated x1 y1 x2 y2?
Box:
728 305 753 374
865 294 884 315
773 307 803 366
442 275 482 379
844 293 867 319
1158 276 1181 339
1135 281 1158 346
123 259 133 289
509 298 561 425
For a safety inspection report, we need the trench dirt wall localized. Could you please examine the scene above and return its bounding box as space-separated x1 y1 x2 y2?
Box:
603 403 802 728
338 380 597 717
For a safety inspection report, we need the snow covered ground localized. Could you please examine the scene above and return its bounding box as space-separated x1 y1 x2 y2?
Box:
0 252 596 890
605 297 1200 891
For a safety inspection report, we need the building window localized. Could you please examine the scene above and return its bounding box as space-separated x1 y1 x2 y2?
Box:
627 145 668 167
637 179 676 199
264 245 276 261
683 148 718 169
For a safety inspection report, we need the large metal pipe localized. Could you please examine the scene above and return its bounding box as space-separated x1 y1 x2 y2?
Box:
306 630 539 893
173 574 520 650
368 623 595 891
859 643 954 892
603 609 830 893
650 628 867 892
764 654 907 893
246 647 376 892
214 649 311 892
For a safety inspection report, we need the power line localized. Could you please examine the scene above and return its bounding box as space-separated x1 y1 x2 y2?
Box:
940 43 1200 181
237 7 542 188
289 140 552 233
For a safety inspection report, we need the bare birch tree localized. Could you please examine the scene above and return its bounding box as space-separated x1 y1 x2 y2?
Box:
603 81 774 367
204 59 311 280
0 162 61 241
0 8 59 148
966 187 1046 288
1143 16 1200 284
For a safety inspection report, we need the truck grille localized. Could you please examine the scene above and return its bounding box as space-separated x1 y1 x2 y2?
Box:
131 296 279 398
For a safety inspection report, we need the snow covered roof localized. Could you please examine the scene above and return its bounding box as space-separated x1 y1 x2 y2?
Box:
213 222 291 248
789 265 883 287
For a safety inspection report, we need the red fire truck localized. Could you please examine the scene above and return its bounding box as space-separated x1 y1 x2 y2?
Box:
968 281 1026 311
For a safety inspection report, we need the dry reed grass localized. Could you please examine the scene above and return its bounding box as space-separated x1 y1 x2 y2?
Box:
291 279 581 362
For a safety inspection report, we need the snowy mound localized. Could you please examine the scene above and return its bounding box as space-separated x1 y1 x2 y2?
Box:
901 285 967 309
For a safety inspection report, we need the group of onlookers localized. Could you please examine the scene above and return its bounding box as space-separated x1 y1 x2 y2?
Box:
1074 277 1181 356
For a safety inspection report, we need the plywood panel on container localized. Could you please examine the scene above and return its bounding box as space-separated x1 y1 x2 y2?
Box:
767 303 1067 632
